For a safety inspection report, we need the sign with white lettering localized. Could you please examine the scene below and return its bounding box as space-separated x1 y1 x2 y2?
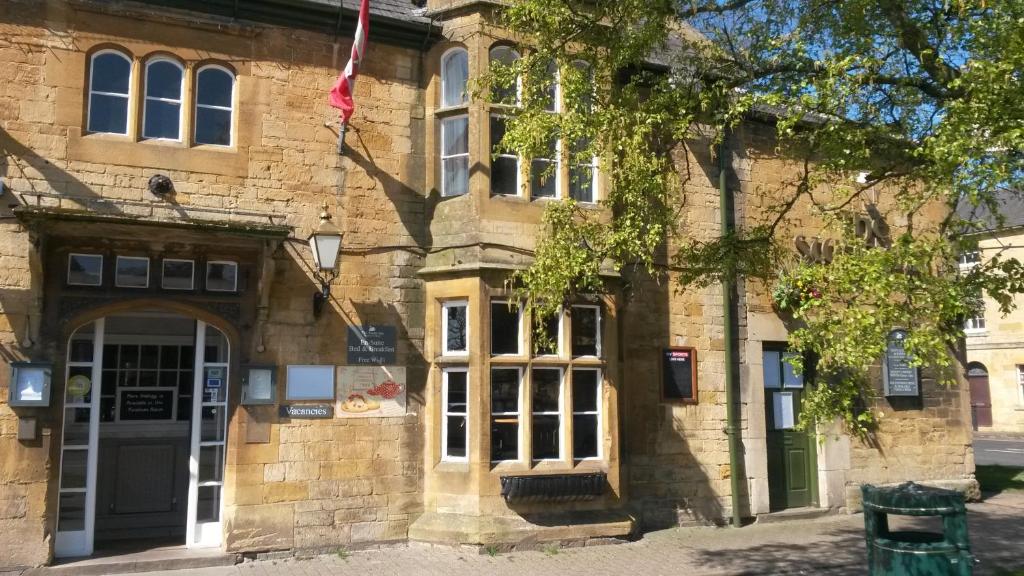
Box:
337 366 407 418
119 388 176 421
883 329 920 396
278 404 334 419
347 325 397 365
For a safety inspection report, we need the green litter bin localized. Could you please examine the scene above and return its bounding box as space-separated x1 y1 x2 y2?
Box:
862 482 974 575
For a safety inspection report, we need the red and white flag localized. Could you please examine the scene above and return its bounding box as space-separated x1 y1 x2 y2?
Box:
329 0 370 126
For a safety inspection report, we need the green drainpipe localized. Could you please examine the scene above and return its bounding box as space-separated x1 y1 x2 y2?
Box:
720 136 743 528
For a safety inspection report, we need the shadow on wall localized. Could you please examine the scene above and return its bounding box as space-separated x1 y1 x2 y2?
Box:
0 127 122 216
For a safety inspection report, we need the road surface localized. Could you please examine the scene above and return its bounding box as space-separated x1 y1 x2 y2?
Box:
974 437 1024 467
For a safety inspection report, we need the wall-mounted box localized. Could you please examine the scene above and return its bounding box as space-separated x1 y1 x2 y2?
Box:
241 365 277 405
9 362 53 407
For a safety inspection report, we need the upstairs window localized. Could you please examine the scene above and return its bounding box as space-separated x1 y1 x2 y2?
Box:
531 61 561 199
489 45 521 105
87 51 132 135
195 65 234 146
143 58 184 140
440 48 470 197
442 300 469 356
490 115 520 196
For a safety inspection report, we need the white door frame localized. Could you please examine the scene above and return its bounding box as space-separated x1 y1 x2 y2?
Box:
54 318 104 558
186 319 229 548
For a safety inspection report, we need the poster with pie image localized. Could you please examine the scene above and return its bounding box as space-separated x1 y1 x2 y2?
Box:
336 366 406 418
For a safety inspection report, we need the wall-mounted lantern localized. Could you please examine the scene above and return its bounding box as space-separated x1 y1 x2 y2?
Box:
8 362 52 407
241 365 277 405
308 204 343 318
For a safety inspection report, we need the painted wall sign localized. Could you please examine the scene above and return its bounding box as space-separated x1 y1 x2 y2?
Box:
883 329 920 396
278 404 334 419
662 347 698 402
119 388 176 421
346 325 397 365
337 366 407 418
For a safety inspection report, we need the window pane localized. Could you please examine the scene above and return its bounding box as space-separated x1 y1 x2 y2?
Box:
206 262 237 292
782 353 804 388
490 116 518 196
443 117 468 156
195 107 232 146
491 368 519 413
491 419 518 461
58 492 86 532
573 414 598 459
443 157 469 197
535 313 560 355
68 254 103 286
446 415 467 457
491 302 520 354
532 414 560 460
91 53 130 94
162 260 194 290
60 449 88 489
571 307 599 356
146 61 182 100
201 405 226 442
531 159 557 198
143 99 181 140
446 370 467 411
541 60 558 112
140 345 159 369
62 408 91 445
88 94 128 134
160 345 179 369
116 257 149 288
442 50 469 107
69 336 94 363
763 351 781 388
532 368 560 413
197 68 233 107
570 165 594 202
445 305 467 353
572 369 599 412
197 485 221 523
489 46 519 104
199 445 224 483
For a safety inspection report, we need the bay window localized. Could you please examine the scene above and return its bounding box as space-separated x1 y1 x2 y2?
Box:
440 48 470 197
442 368 469 461
531 367 563 461
571 368 601 460
442 300 469 356
490 367 522 462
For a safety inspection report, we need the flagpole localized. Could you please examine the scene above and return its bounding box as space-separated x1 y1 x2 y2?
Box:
338 121 347 154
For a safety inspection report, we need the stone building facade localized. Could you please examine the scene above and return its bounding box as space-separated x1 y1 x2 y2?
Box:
0 0 975 569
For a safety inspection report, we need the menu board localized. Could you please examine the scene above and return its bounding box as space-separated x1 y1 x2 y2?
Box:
662 347 697 402
884 329 920 396
119 388 175 421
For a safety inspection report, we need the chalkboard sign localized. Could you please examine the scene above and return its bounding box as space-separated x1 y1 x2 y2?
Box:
347 325 397 365
119 388 176 421
883 329 920 397
662 347 698 402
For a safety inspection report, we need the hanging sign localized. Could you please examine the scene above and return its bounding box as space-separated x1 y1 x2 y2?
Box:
346 325 396 365
883 329 920 396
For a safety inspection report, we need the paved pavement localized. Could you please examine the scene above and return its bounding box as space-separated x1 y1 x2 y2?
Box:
101 491 1024 576
974 437 1024 467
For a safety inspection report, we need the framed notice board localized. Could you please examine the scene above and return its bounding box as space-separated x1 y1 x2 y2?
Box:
662 347 698 403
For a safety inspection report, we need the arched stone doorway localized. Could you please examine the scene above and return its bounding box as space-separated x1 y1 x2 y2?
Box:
967 362 992 431
54 308 232 558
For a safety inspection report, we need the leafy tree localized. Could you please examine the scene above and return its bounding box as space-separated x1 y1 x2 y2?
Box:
482 0 1024 435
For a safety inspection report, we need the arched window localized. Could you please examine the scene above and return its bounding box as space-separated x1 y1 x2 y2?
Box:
568 60 597 203
194 65 234 146
439 48 469 197
441 48 469 108
489 45 521 105
143 57 184 140
87 50 132 135
531 60 560 199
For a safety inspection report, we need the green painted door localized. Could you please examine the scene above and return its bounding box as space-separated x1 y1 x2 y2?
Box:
764 349 816 511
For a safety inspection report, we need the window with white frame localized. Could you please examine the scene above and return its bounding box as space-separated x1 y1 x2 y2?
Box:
964 290 986 333
531 367 563 461
115 256 149 288
490 367 522 462
440 48 470 197
491 300 522 355
489 45 521 105
206 261 238 292
484 301 607 464
442 368 469 461
490 115 520 196
194 65 234 146
571 368 601 460
68 253 103 286
87 50 132 135
571 305 601 357
442 300 469 355
162 259 195 290
568 61 597 203
530 60 561 199
959 250 981 269
143 58 184 140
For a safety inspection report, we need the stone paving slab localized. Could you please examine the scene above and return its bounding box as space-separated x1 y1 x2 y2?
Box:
32 492 1024 576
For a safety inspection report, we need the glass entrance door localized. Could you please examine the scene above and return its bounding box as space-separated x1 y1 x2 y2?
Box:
55 319 104 557
186 320 229 547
